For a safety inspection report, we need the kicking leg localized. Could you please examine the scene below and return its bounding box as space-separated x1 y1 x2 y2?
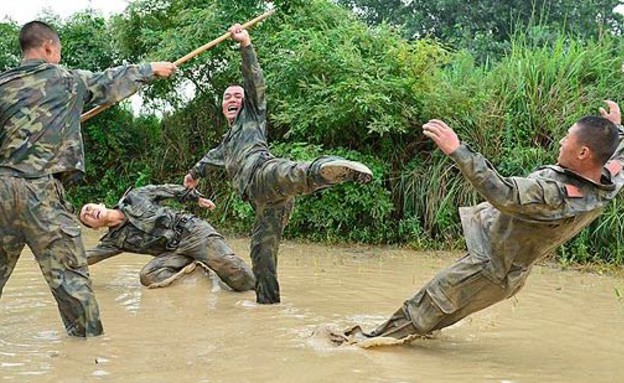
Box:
248 156 372 205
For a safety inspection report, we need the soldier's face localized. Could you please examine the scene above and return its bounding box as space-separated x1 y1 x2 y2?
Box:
222 86 244 124
558 124 583 169
80 203 108 229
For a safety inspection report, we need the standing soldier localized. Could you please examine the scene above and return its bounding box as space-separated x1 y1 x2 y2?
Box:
183 24 373 304
0 21 177 337
333 101 624 345
80 184 255 292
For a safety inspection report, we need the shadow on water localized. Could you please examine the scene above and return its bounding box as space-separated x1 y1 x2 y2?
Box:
1 234 623 382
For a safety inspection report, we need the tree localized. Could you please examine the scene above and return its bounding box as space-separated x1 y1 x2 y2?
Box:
335 0 624 60
0 21 20 72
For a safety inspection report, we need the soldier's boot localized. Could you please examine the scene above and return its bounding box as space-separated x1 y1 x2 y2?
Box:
318 159 373 185
366 307 421 339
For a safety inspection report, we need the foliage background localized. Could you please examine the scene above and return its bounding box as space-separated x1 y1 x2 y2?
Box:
2 0 624 264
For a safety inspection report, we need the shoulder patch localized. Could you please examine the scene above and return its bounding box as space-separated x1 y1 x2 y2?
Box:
564 184 584 198
605 160 623 177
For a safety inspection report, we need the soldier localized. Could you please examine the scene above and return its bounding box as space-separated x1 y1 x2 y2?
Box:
334 101 624 345
80 184 255 292
183 24 373 304
0 21 177 337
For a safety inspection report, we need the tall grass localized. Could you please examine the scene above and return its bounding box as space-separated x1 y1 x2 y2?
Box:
396 32 624 262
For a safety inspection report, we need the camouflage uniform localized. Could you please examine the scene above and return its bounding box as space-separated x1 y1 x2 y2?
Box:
86 184 255 291
366 131 624 340
188 45 370 304
0 59 156 336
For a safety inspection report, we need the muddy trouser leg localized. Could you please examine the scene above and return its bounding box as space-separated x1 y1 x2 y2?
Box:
22 177 103 337
369 253 518 339
245 157 346 304
249 200 294 304
139 253 195 287
0 235 25 299
175 219 255 291
247 156 362 204
0 177 25 297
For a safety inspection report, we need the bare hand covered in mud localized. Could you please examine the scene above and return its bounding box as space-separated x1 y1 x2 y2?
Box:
183 173 198 189
422 119 460 155
198 197 215 210
599 100 622 125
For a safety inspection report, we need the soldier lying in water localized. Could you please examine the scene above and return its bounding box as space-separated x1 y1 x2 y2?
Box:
79 184 255 291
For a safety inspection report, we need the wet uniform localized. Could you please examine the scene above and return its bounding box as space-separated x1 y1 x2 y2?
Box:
188 45 369 304
86 184 255 291
369 133 624 339
0 58 155 336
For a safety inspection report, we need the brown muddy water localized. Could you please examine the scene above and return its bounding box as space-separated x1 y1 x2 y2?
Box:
1 233 623 383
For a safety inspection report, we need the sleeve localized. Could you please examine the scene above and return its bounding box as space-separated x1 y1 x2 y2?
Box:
86 242 123 265
72 64 155 107
449 144 568 220
189 144 225 179
240 44 266 121
609 124 624 164
130 184 203 204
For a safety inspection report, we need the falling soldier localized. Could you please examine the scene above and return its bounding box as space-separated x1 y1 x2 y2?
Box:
332 100 624 346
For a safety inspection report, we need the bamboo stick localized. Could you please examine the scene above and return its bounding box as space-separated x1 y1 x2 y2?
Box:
80 8 275 123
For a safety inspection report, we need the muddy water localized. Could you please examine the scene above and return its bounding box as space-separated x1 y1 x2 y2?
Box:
1 232 623 383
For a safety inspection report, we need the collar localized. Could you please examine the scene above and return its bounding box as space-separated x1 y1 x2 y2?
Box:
541 164 616 191
21 58 47 66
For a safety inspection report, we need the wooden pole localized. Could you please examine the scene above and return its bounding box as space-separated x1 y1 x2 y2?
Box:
80 8 275 123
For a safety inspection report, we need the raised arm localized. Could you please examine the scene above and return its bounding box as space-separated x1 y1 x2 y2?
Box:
423 119 568 221
230 24 266 121
600 100 624 164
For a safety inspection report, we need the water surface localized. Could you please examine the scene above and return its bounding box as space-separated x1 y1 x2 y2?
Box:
1 233 623 382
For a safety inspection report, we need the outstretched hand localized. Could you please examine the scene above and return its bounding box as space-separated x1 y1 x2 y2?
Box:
599 100 621 125
229 23 251 47
422 119 461 155
198 197 215 210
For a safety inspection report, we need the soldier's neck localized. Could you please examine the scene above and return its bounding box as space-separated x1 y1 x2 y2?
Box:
22 49 48 62
108 209 127 228
572 166 603 184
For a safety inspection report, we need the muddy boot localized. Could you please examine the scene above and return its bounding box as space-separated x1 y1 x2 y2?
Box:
144 261 199 289
255 274 281 304
318 324 370 346
367 307 421 339
318 159 373 185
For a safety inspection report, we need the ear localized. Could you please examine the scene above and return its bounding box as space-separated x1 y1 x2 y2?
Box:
578 145 593 161
42 39 53 53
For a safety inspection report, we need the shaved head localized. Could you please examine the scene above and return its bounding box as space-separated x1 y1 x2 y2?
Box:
19 21 59 53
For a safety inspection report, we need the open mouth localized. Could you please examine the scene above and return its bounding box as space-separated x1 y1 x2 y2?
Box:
227 105 238 112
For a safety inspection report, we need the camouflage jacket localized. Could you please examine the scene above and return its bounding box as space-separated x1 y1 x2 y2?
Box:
450 127 624 285
189 44 270 197
0 59 154 182
86 184 202 263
